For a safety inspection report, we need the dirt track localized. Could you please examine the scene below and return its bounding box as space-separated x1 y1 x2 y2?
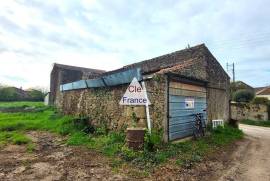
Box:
217 124 270 181
0 131 127 181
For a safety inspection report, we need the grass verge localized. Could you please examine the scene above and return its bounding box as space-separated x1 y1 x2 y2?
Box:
240 119 270 127
0 101 45 108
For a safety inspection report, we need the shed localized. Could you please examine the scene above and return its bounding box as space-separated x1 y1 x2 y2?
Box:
51 44 230 142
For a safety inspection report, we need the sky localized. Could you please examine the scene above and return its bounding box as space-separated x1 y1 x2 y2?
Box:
0 0 269 89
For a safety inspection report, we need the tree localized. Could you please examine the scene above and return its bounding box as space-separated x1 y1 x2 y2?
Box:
29 86 49 94
28 89 45 101
230 81 254 99
233 90 255 103
0 87 20 101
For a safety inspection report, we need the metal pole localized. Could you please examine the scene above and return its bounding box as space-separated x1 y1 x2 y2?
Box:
233 63 235 83
141 81 151 134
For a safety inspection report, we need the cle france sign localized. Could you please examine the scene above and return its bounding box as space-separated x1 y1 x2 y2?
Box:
119 78 151 105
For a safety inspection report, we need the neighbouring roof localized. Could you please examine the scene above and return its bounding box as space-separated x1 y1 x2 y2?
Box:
53 63 106 74
232 81 254 90
255 86 267 93
256 87 270 95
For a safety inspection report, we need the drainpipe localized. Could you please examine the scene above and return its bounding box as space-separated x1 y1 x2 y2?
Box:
141 81 151 134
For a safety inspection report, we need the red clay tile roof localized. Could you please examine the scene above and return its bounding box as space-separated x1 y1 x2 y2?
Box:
256 87 270 95
156 59 195 74
100 44 209 77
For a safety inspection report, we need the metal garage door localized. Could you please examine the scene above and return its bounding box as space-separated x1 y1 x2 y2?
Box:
168 81 207 140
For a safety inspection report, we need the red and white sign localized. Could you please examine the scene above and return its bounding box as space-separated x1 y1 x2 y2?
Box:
119 78 151 105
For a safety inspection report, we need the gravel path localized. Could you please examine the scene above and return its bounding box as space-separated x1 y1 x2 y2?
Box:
217 124 270 181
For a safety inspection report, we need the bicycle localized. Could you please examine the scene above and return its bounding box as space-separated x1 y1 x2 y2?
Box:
193 113 206 140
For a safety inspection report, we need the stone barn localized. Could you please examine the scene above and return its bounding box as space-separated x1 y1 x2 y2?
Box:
49 63 105 105
50 44 230 142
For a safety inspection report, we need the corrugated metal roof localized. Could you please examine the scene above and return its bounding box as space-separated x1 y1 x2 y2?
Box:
61 68 142 91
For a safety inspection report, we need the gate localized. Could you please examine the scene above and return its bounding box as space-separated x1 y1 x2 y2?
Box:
168 81 207 140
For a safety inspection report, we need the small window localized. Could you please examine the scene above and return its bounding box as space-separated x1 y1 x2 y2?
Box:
185 98 195 109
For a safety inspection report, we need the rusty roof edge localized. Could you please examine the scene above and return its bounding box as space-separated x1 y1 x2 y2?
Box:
53 63 106 73
165 72 209 84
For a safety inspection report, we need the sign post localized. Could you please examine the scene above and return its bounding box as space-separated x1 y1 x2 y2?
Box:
141 81 151 133
120 78 151 133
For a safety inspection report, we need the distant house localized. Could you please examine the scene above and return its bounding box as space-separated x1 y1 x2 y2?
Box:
256 86 270 100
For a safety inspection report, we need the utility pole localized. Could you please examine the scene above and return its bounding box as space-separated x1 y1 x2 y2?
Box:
232 63 235 83
226 62 235 83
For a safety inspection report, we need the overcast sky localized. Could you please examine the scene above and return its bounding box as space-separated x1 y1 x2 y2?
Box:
0 0 269 89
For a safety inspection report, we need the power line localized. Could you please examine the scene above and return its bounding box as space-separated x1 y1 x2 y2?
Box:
206 31 270 53
209 31 270 47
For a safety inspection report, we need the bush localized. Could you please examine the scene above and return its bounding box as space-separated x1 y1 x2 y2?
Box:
144 129 163 152
0 87 45 102
28 89 45 101
0 87 20 101
121 145 137 161
252 97 270 105
59 117 95 135
233 90 254 103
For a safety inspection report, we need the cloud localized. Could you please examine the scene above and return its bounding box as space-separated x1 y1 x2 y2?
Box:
0 0 269 89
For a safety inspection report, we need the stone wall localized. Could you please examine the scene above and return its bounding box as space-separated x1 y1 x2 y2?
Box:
56 74 167 131
256 95 270 100
231 102 269 121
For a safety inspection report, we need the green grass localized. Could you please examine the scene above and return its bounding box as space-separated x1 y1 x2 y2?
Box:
241 119 270 127
0 131 31 146
0 110 73 133
66 125 243 171
0 102 244 173
0 101 45 108
115 125 243 170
